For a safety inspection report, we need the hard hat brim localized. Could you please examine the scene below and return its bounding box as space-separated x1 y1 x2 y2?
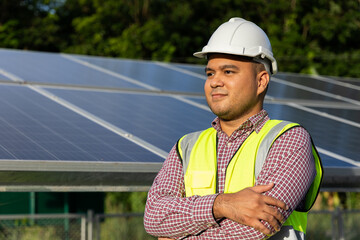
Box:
193 50 277 75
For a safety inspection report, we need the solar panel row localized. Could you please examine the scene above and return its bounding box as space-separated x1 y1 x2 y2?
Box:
0 48 359 192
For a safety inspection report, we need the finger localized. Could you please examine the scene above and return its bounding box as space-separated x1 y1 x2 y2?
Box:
264 205 285 223
251 182 275 193
258 210 281 232
248 218 273 236
262 195 288 210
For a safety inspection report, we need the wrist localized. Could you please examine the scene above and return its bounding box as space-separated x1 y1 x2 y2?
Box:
213 193 225 219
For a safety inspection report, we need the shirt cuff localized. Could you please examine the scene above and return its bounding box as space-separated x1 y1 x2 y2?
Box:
192 194 219 227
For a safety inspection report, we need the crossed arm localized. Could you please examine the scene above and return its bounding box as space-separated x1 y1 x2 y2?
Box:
144 128 315 239
157 183 287 240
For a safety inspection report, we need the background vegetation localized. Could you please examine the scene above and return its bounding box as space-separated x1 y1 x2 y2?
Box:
0 0 359 77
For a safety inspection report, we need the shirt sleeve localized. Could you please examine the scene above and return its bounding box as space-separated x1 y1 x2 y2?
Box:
144 144 219 239
257 126 317 217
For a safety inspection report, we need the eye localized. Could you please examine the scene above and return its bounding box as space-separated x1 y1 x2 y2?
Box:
224 70 233 74
206 72 214 77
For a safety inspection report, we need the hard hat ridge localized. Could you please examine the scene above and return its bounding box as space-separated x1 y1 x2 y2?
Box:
194 17 278 74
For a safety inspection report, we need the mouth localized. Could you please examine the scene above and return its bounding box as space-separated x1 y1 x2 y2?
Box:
211 91 228 100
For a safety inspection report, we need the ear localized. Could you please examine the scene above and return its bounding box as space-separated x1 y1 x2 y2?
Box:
257 71 270 95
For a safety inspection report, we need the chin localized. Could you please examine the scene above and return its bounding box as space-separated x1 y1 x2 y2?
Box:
214 111 232 121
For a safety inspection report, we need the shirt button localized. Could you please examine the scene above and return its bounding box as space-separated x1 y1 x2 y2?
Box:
227 142 232 147
222 168 226 173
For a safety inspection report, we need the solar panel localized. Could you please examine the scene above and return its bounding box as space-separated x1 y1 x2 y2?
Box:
0 49 144 89
276 73 360 101
45 88 214 152
0 48 358 192
0 85 165 161
0 84 165 191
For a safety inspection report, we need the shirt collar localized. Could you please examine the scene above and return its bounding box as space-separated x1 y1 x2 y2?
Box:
211 109 269 135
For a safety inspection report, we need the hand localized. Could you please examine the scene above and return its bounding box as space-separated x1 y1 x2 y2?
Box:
213 182 288 235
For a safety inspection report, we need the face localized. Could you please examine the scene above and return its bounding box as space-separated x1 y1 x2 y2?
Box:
204 54 267 122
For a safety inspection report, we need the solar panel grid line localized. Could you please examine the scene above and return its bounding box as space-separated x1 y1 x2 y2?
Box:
61 54 216 117
61 54 159 91
264 97 360 110
156 62 359 166
31 84 358 168
274 101 360 128
43 87 215 155
61 55 210 104
0 91 110 161
0 68 24 83
155 61 206 80
172 95 211 112
272 77 360 106
0 139 17 159
316 148 360 167
0 67 169 160
0 77 206 99
173 95 360 167
28 85 169 159
159 62 359 127
0 113 60 160
337 78 360 83
286 73 360 91
155 61 360 105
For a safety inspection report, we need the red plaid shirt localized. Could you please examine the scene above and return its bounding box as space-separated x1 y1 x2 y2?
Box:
144 110 316 239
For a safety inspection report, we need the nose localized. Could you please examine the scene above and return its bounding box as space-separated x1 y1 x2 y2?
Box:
209 74 224 88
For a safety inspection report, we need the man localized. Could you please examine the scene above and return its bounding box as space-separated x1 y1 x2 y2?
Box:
144 18 322 240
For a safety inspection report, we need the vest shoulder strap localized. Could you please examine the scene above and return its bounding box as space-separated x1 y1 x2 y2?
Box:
255 120 298 178
177 129 211 177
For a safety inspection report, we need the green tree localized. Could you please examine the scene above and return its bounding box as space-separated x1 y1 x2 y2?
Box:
0 0 62 51
1 0 359 76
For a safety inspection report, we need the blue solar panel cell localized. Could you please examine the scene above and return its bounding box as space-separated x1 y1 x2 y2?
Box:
0 49 143 89
46 88 215 152
267 80 341 101
264 103 359 164
310 107 360 123
338 79 360 86
74 55 205 93
0 84 163 163
184 97 208 106
276 73 360 101
173 63 205 75
320 156 355 167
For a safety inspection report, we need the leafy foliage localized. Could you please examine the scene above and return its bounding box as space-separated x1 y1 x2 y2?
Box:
0 0 359 77
105 192 148 213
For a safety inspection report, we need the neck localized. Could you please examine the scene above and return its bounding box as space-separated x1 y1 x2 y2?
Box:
220 118 247 137
220 108 262 136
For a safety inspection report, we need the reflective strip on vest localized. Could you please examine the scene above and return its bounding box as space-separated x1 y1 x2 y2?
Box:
176 120 323 239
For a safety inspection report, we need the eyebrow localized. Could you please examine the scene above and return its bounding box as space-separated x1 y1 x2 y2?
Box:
205 64 240 72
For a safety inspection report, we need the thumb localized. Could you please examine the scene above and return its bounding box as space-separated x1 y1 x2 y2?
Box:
251 182 275 193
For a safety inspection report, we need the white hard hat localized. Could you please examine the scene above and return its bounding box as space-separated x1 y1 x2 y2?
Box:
194 17 278 74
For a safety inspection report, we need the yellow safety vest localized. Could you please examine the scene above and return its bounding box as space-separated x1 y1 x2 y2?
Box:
177 120 323 238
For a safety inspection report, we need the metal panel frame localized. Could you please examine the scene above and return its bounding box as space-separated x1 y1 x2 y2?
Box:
0 160 162 192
